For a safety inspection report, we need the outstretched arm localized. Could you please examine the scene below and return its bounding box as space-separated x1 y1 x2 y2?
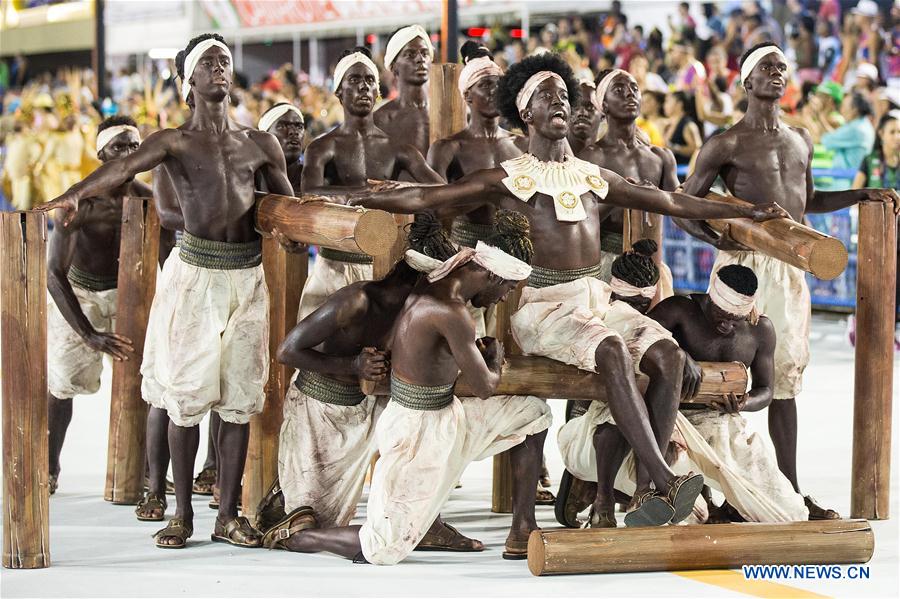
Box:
400 145 446 184
426 139 455 182
671 136 738 246
804 137 899 214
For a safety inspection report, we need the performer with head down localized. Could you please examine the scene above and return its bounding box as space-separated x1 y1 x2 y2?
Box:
567 79 605 156
674 42 899 520
257 102 305 194
262 212 553 563
351 52 788 529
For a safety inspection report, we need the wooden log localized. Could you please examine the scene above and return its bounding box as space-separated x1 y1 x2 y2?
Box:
372 214 412 281
104 198 160 504
242 237 307 519
851 201 896 520
705 191 848 280
255 193 398 256
428 63 466 146
527 519 874 576
1 211 50 569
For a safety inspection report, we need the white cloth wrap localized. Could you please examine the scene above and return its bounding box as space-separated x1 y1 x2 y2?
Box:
740 46 787 86
358 395 552 565
332 52 380 93
96 125 140 153
609 276 656 299
458 56 503 94
297 255 373 320
708 271 756 317
712 251 810 399
515 71 566 113
140 248 269 426
557 409 808 522
427 241 532 283
48 286 117 398
278 384 388 527
384 25 433 68
258 104 303 132
181 39 233 101
594 69 637 112
404 249 442 273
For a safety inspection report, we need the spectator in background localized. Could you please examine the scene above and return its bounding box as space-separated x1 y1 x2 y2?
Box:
790 14 820 83
668 2 697 39
628 53 667 97
663 90 702 166
668 32 706 91
638 88 667 147
852 61 879 95
705 44 739 91
822 91 875 175
816 17 842 80
696 72 734 139
702 3 726 42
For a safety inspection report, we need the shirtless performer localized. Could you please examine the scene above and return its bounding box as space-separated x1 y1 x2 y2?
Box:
275 213 481 552
298 47 443 319
650 265 808 523
258 102 305 194
46 116 147 495
41 33 297 549
567 79 604 156
374 25 434 155
261 214 553 562
674 42 899 520
351 52 787 526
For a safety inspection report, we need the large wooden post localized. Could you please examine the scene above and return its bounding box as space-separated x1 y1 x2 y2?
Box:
1 211 50 569
242 238 307 519
104 198 160 504
851 201 896 519
491 284 523 513
429 63 466 145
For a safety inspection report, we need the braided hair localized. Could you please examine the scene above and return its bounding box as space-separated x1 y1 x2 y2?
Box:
406 212 457 261
611 239 659 287
488 210 534 264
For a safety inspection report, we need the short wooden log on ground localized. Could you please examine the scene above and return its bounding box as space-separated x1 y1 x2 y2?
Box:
527 519 874 576
1 211 50 569
705 192 848 280
104 198 160 505
851 201 896 520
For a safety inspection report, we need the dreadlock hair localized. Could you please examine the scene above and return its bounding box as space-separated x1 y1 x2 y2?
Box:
739 41 781 72
176 33 228 82
97 115 137 133
460 40 493 64
488 210 534 265
611 239 659 287
716 264 758 296
406 212 456 261
497 52 580 131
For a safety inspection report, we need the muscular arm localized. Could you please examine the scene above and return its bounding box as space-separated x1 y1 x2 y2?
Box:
254 131 295 197
425 139 455 182
399 144 446 184
742 317 776 412
299 137 355 196
435 304 500 399
47 213 95 340
672 135 732 245
151 164 184 232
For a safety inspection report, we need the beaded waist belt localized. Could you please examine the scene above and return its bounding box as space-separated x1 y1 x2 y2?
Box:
390 376 454 411
68 265 118 291
178 232 262 270
527 263 603 289
319 247 373 265
295 370 366 407
450 218 495 249
600 231 624 255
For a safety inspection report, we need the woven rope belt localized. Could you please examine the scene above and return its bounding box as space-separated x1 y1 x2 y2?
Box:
527 262 604 289
179 232 262 270
390 376 455 411
319 247 373 265
295 370 366 407
68 265 118 291
450 218 495 249
600 231 624 255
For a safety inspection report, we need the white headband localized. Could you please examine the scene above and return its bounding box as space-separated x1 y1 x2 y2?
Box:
258 104 304 132
594 69 637 113
96 125 141 153
404 249 443 273
427 241 532 283
609 276 657 299
515 71 566 113
181 39 233 101
458 56 503 94
740 46 786 86
708 272 759 324
384 25 434 69
333 52 380 93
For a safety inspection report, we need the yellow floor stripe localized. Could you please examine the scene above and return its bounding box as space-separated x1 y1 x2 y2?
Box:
674 569 829 598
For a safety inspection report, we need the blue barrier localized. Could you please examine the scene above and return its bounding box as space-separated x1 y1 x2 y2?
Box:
674 164 858 179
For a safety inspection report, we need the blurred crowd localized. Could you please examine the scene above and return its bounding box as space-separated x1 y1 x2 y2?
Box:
1 0 898 211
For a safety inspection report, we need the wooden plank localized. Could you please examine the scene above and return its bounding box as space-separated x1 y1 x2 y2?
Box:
2 211 50 569
242 237 307 520
104 198 160 504
428 63 466 146
528 519 874 576
851 201 896 519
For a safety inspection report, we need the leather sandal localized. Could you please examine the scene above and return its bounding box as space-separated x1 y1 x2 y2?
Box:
192 467 217 496
555 470 597 528
135 492 167 522
666 473 705 524
211 515 262 548
535 485 556 505
623 490 675 527
154 518 193 549
583 506 617 529
415 522 484 552
254 478 286 534
805 495 841 520
502 536 529 560
262 506 318 550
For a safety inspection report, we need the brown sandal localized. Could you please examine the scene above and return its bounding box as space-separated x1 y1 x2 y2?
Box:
211 516 262 548
415 522 484 552
135 492 167 522
502 536 529 560
555 470 597 528
583 506 617 529
666 473 705 524
154 518 193 549
535 486 556 506
623 490 675 527
805 495 840 520
254 478 286 534
261 506 318 550
192 467 217 496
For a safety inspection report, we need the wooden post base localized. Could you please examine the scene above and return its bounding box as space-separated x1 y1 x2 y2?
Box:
527 520 874 576
2 211 50 569
104 198 160 505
